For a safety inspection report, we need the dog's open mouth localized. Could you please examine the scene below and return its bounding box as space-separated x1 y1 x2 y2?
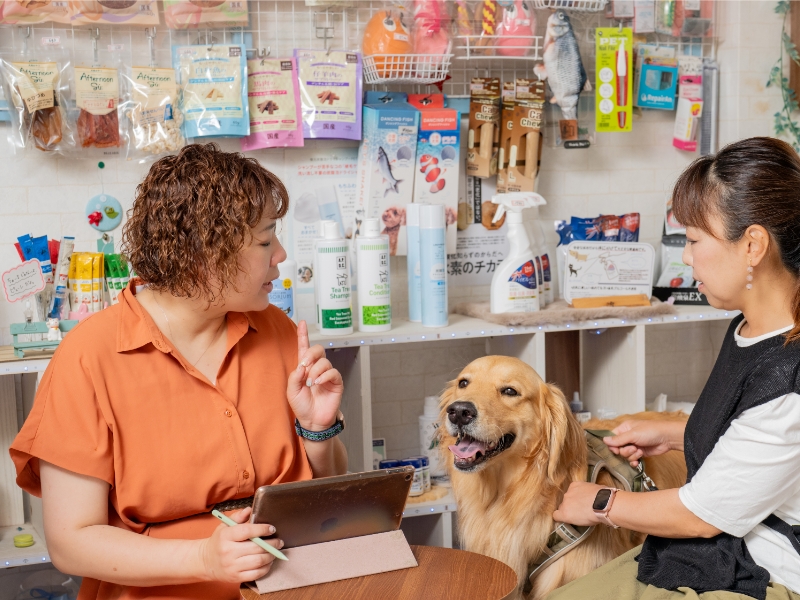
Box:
449 433 516 471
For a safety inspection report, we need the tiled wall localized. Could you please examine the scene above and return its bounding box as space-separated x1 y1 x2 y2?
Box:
0 1 787 453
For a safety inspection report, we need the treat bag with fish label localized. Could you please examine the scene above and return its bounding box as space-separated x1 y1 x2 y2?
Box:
1 40 76 155
173 44 249 139
295 49 362 141
241 57 303 151
121 65 185 162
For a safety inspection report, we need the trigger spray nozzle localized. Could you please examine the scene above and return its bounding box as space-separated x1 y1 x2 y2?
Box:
491 192 547 223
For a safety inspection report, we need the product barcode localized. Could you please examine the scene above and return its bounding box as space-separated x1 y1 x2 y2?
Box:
41 37 60 46
108 44 125 52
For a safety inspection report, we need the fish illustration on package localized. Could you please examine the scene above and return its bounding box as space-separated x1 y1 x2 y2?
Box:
377 146 401 197
534 11 591 121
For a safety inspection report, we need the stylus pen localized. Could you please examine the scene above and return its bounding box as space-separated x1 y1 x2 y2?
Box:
211 509 289 561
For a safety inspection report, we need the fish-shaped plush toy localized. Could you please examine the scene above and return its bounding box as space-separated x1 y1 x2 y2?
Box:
534 10 590 121
377 146 401 196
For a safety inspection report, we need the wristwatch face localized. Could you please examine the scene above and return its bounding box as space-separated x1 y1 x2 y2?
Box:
593 488 613 511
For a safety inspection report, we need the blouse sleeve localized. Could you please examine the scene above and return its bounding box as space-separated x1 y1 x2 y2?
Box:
679 393 800 537
10 343 114 496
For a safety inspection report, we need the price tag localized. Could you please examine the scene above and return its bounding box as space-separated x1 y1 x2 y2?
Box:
108 44 125 52
2 259 46 303
41 37 61 46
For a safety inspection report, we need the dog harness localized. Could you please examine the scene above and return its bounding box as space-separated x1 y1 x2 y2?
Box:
524 429 658 594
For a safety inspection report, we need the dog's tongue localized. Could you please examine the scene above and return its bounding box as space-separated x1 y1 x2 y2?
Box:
449 438 487 459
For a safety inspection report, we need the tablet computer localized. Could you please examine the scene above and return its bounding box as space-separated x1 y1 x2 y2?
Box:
249 467 414 548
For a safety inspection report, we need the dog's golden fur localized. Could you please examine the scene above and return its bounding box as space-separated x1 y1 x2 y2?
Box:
440 356 687 600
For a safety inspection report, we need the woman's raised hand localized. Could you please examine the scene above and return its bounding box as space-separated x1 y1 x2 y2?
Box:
603 419 685 467
201 507 282 583
286 320 344 431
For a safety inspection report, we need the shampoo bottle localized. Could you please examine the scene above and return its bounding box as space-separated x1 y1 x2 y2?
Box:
315 220 354 335
268 233 297 322
419 204 448 327
406 203 425 323
356 218 392 332
490 192 546 314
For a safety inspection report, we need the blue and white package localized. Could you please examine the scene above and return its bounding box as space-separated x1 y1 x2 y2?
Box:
637 60 678 110
354 91 419 255
173 44 249 138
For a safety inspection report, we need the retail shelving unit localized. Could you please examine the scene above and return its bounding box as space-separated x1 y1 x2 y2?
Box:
0 304 734 561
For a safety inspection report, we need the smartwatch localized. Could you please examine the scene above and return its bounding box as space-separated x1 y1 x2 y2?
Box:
295 411 345 442
592 487 620 529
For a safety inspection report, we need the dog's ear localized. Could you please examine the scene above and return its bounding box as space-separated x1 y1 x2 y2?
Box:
537 382 587 484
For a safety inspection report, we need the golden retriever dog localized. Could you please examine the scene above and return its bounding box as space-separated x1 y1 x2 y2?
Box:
440 356 687 600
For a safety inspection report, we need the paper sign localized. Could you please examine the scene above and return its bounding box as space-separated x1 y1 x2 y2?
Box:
448 223 509 287
564 242 654 303
2 259 46 303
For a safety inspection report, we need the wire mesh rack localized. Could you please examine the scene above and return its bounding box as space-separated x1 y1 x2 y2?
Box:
363 53 452 84
532 0 608 12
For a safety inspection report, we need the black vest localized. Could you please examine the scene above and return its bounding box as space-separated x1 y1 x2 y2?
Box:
636 315 800 600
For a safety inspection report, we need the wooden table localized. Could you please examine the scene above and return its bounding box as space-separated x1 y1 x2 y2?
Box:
240 545 518 600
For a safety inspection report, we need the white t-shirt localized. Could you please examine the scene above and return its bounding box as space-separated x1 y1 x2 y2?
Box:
679 320 800 593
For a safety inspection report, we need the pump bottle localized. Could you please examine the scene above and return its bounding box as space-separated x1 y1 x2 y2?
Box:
490 192 546 314
356 218 392 332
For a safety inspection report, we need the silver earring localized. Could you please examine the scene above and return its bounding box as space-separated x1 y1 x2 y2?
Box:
746 258 753 290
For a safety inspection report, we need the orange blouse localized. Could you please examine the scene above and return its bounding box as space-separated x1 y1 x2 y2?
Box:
10 281 312 600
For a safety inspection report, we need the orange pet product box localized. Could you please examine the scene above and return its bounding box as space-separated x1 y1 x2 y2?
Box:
408 94 460 253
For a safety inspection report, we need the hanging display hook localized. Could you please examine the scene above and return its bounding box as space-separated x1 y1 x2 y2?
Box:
90 28 101 67
19 26 31 55
258 47 270 58
145 27 157 68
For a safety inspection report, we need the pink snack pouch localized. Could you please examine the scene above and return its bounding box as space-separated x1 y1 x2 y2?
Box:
1 1 70 24
241 57 303 151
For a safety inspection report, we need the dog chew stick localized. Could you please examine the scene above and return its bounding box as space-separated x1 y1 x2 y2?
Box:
479 123 494 159
468 128 475 149
524 131 539 179
508 144 518 169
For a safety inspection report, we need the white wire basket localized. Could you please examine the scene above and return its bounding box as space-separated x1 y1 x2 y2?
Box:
531 0 608 12
455 35 544 61
363 53 453 84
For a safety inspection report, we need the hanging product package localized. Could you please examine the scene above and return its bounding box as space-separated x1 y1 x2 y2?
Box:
1 45 75 154
73 56 123 154
241 56 303 151
163 0 248 30
173 44 248 139
69 1 160 26
0 2 70 25
295 49 362 140
121 65 185 161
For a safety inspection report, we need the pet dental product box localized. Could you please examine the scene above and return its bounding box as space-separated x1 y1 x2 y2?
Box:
408 93 460 252
635 58 678 110
355 91 419 256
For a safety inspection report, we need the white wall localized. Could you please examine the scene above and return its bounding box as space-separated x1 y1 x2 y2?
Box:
0 1 787 456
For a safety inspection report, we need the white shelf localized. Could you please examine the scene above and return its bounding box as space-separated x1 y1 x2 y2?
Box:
0 523 50 569
402 489 456 518
309 305 736 349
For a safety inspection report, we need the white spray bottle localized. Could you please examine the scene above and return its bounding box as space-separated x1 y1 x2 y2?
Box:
268 232 298 322
490 192 546 314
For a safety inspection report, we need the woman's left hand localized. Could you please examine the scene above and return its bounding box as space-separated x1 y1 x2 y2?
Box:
286 320 344 432
552 482 607 526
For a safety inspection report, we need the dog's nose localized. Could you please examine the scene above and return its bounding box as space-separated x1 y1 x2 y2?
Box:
447 402 477 427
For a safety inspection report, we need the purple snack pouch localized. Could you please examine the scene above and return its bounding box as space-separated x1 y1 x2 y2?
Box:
241 57 304 151
295 49 362 140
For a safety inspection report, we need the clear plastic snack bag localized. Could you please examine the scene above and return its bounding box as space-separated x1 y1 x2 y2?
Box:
121 65 185 161
1 42 75 155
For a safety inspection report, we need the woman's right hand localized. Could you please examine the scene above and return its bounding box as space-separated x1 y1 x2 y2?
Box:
199 507 283 583
603 420 685 467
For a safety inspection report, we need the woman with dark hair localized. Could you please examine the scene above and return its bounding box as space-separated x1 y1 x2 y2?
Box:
547 137 800 600
10 144 347 600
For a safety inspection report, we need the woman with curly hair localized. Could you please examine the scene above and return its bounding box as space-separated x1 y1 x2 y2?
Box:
10 144 347 600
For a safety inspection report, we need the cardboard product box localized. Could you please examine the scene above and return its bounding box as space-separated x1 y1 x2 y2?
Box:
408 94 461 252
496 81 516 194
636 59 679 110
505 79 544 193
355 92 420 255
466 77 500 178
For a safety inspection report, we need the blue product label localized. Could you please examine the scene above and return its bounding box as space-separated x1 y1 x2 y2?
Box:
269 277 294 318
509 261 537 289
541 254 552 283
